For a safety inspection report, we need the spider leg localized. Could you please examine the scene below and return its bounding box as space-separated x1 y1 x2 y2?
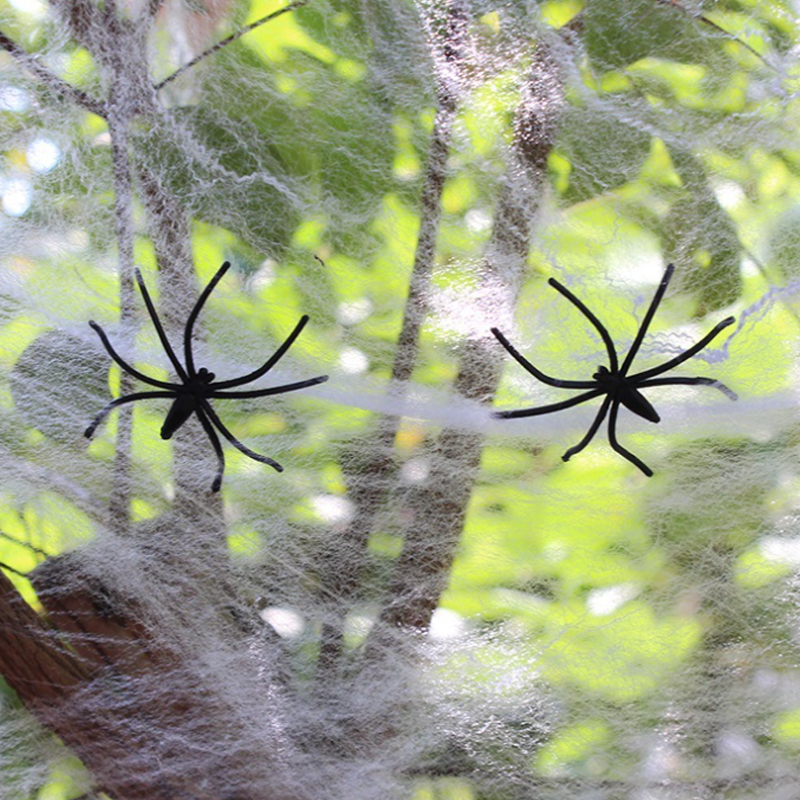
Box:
183 261 231 377
628 316 736 382
493 388 605 419
547 278 620 373
194 404 226 492
89 321 181 390
490 328 596 389
637 375 738 401
212 315 314 390
85 391 175 438
562 395 612 462
199 398 283 472
208 374 329 399
607 400 653 477
134 269 189 381
619 263 675 375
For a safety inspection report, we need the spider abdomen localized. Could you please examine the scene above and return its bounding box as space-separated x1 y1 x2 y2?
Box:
593 365 660 423
618 385 660 424
161 369 215 440
161 394 200 440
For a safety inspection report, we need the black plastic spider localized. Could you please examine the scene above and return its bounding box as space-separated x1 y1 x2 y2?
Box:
491 264 737 476
85 261 328 491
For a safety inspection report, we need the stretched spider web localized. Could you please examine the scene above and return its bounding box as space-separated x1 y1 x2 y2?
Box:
0 0 798 799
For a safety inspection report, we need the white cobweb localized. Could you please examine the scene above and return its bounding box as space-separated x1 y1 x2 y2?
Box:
0 0 799 798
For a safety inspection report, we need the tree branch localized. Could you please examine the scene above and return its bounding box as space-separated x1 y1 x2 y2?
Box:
155 0 310 91
0 558 305 800
106 120 137 534
377 40 565 633
315 0 469 678
136 165 226 525
0 29 105 116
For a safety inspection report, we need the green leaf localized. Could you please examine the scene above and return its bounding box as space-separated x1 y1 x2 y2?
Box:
555 107 652 204
10 331 107 445
583 0 715 70
663 151 743 313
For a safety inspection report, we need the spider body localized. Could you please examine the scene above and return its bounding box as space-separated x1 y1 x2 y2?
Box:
492 264 736 476
160 367 216 440
592 365 660 423
85 261 328 491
